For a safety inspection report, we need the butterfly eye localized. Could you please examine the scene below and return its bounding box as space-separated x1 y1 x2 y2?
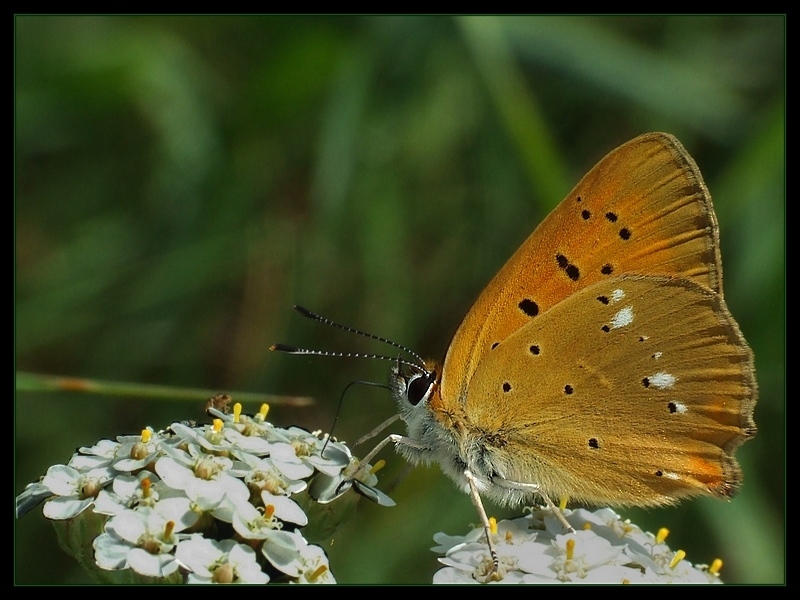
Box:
406 371 436 407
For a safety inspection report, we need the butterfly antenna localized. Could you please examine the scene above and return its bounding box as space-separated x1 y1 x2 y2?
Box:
287 305 427 367
270 343 422 371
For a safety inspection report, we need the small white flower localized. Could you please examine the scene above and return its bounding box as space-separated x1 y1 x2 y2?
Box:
238 454 308 497
41 463 115 520
258 528 335 583
292 542 336 584
113 428 176 472
229 495 286 541
176 536 269 584
271 427 350 477
308 442 396 507
95 501 193 577
170 421 232 453
155 450 250 515
93 472 175 516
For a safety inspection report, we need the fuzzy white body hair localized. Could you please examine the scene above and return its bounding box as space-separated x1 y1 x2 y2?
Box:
389 365 536 507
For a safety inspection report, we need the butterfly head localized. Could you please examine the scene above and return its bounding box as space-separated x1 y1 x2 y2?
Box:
389 359 438 415
391 358 463 450
389 358 480 487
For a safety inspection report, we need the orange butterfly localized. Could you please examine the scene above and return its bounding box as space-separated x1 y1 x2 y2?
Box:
276 132 757 574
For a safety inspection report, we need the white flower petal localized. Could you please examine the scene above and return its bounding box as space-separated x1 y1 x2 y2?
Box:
262 491 308 526
261 530 305 577
93 532 131 570
41 465 80 495
128 547 179 577
42 496 94 520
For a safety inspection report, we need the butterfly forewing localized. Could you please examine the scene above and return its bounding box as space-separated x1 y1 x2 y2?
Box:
460 275 756 506
438 133 722 406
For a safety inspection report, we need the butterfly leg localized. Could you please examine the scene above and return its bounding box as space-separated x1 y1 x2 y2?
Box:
464 469 501 578
353 414 402 446
539 493 575 534
492 477 576 534
350 433 428 481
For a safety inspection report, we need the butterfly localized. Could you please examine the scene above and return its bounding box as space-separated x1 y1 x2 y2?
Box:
276 132 757 574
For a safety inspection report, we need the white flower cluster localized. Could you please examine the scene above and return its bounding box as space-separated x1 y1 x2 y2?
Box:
15 402 393 584
432 506 725 584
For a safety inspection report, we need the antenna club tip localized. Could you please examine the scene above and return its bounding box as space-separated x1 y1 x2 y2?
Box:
293 305 315 318
271 344 298 353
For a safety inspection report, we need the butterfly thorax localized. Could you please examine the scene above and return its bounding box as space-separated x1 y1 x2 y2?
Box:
390 362 524 502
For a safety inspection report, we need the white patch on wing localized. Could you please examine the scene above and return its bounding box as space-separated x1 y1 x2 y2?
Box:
610 288 625 304
610 306 634 329
648 372 676 389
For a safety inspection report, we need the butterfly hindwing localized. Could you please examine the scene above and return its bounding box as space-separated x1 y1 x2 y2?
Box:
456 275 755 506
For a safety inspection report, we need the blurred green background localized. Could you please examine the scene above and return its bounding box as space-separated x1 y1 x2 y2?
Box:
15 16 784 584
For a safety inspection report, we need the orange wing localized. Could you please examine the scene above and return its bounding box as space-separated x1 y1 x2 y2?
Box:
436 133 722 409
461 276 756 506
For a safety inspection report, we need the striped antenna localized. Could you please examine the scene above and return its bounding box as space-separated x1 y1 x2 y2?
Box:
270 343 422 371
273 305 427 368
